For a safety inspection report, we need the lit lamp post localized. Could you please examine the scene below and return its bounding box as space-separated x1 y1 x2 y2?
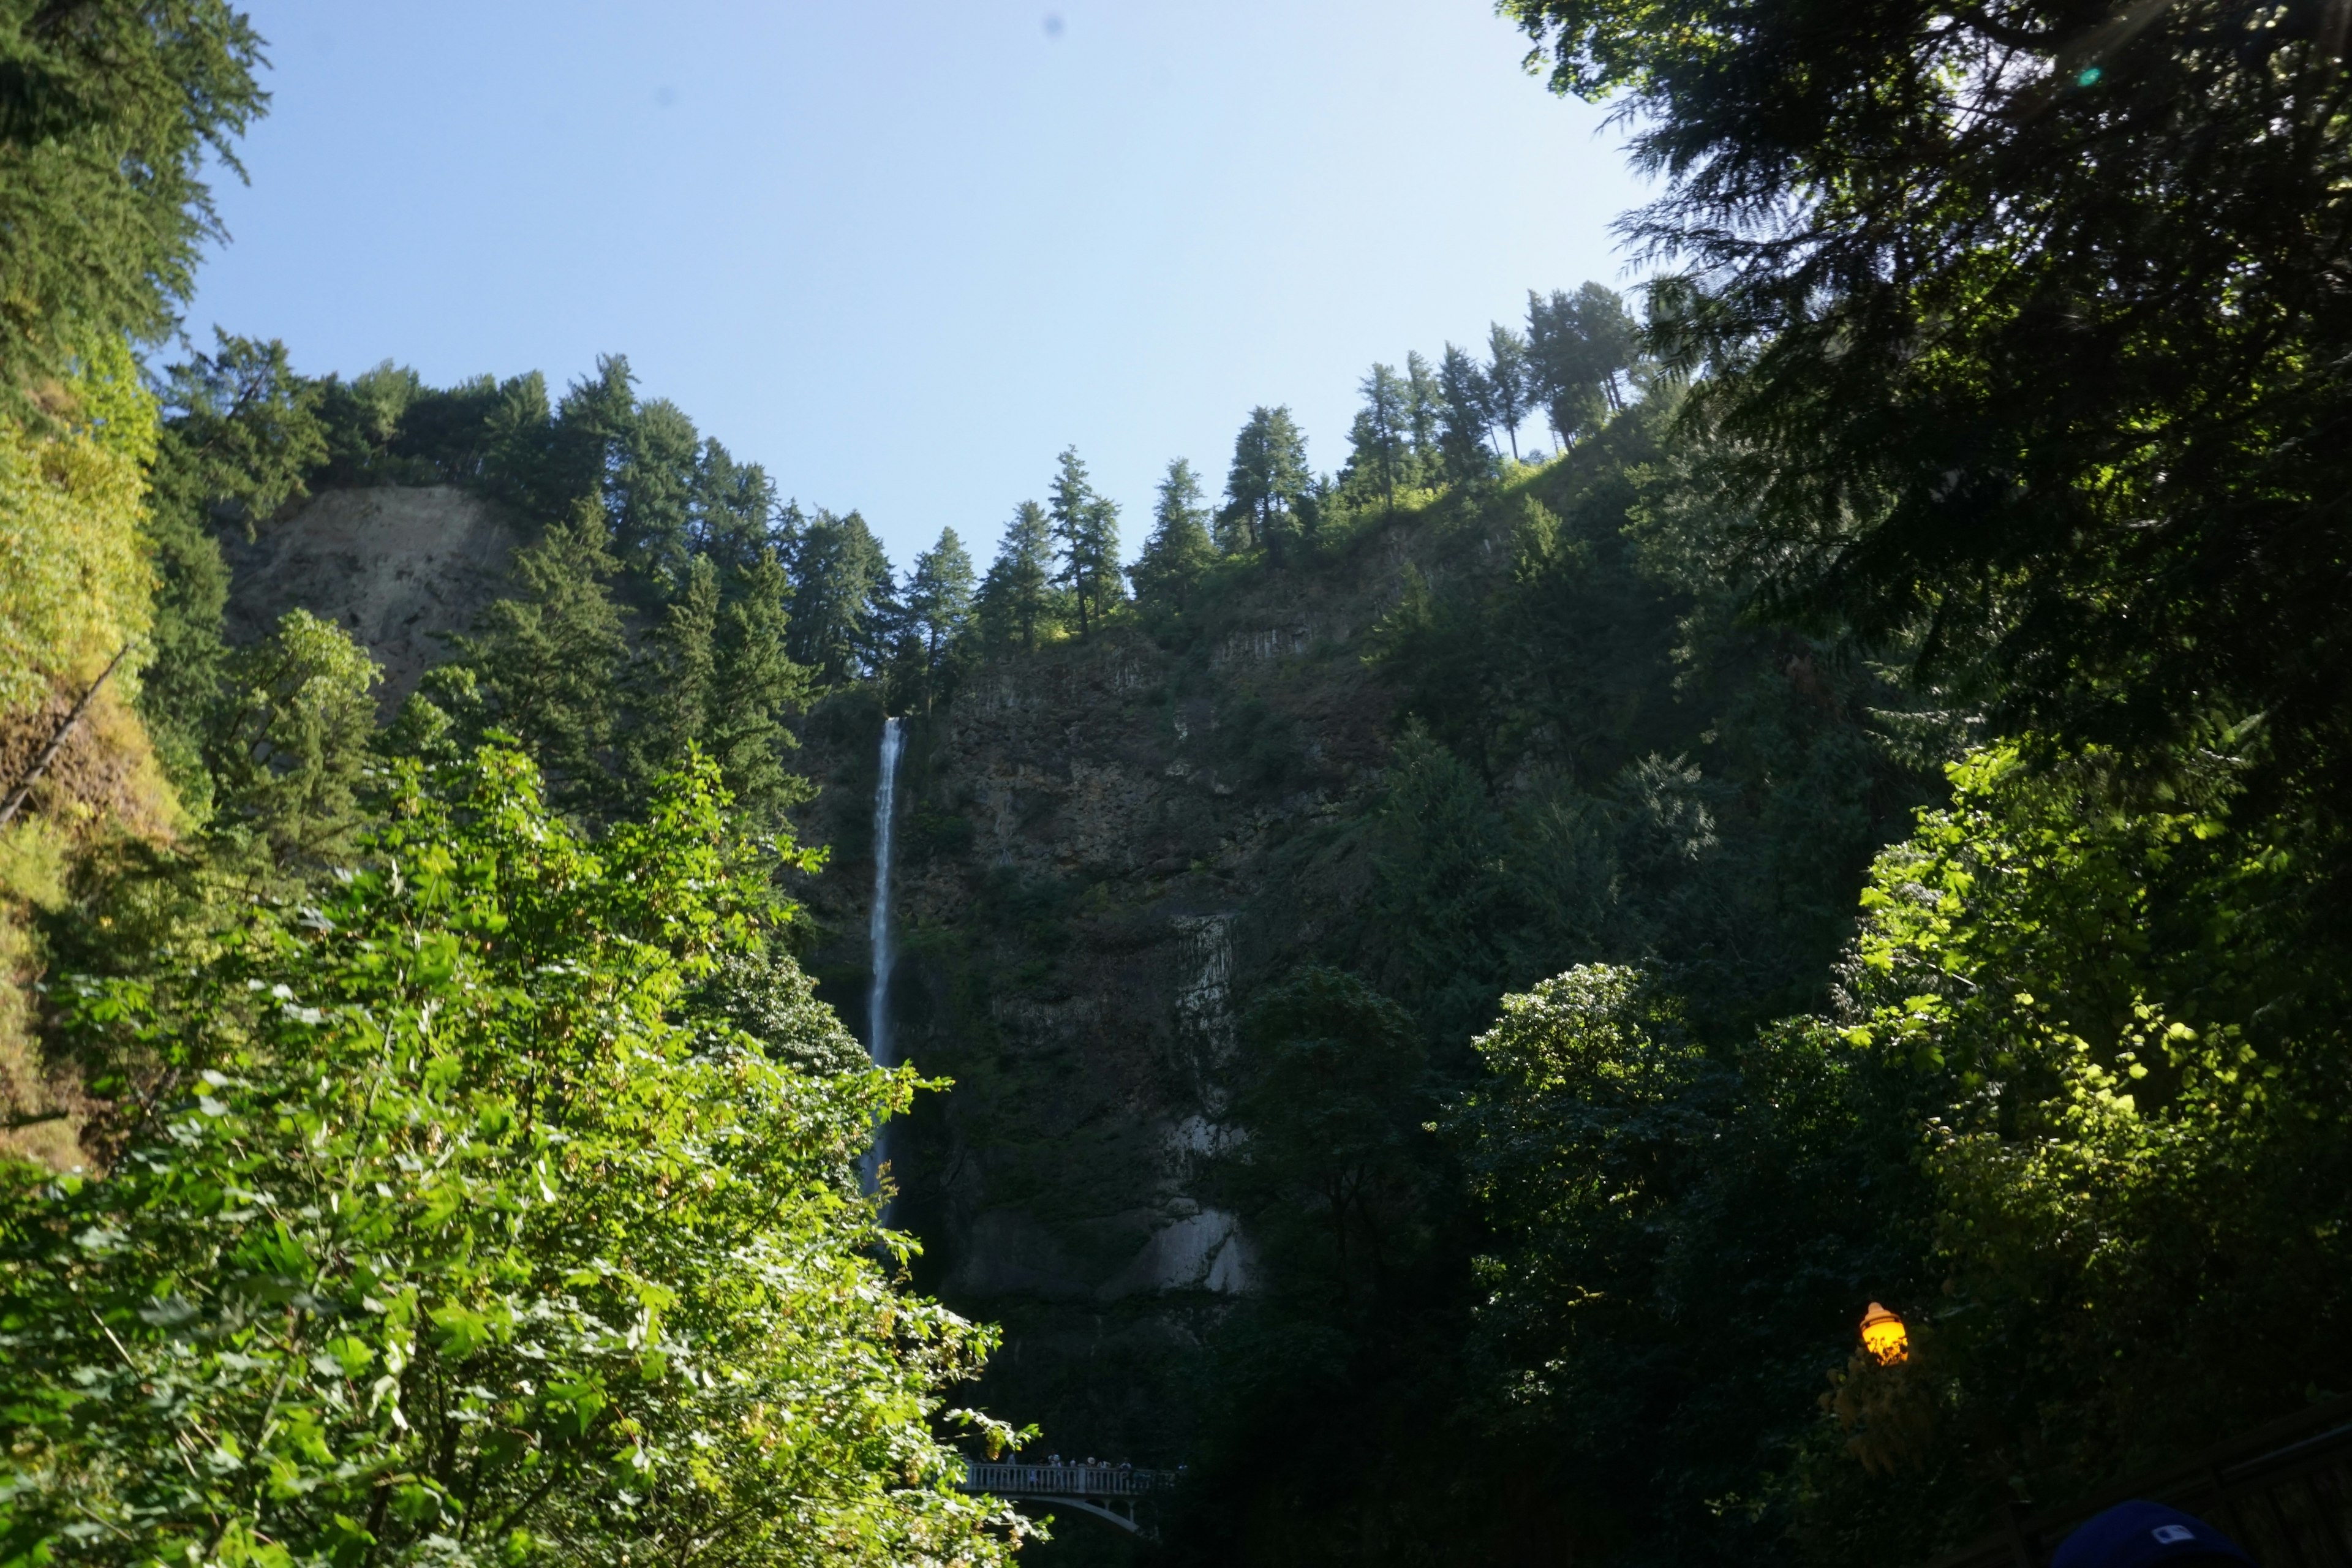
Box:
1860 1302 1909 1365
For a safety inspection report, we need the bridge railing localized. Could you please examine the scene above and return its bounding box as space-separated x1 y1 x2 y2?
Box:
962 1462 1176 1498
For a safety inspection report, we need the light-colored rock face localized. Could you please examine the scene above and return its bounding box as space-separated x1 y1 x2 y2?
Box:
220 486 522 709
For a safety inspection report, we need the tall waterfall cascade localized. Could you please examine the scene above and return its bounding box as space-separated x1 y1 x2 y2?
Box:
861 717 905 1200
868 716 904 1070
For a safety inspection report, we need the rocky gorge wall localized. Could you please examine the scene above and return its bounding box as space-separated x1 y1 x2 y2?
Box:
788 504 1523 1467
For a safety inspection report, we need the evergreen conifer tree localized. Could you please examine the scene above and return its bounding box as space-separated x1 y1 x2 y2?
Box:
907 527 977 679
1404 350 1444 477
1350 363 1411 508
1222 407 1310 566
1528 282 1640 450
1436 345 1496 479
613 396 702 591
145 334 329 801
202 609 382 876
628 552 720 785
976 501 1057 651
1571 282 1639 412
549 355 637 514
784 508 890 681
1130 458 1216 619
0 2 267 401
480 371 556 509
708 549 815 820
1485 322 1534 459
1048 447 1120 636
693 439 779 572
448 499 629 812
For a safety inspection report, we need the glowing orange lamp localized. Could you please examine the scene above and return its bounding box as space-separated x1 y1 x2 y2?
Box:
1860 1302 1909 1365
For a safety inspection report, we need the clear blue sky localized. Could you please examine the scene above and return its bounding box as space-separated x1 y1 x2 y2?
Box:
187 0 1650 570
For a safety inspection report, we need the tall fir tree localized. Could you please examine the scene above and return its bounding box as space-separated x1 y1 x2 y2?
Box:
1047 447 1120 637
627 552 720 786
1349 363 1411 508
549 355 637 516
446 499 629 813
1484 322 1534 459
1129 458 1216 619
687 437 778 572
784 507 891 682
612 396 702 592
144 334 328 806
1436 344 1496 480
1404 350 1444 476
708 549 815 820
1221 406 1310 566
977 501 1058 652
1528 282 1641 451
906 528 977 682
0 1 267 402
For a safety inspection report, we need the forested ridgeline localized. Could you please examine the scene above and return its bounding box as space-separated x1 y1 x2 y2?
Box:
4 4 2351 1568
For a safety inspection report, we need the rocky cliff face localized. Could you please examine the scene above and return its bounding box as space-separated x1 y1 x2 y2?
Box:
789 505 1517 1464
221 484 521 710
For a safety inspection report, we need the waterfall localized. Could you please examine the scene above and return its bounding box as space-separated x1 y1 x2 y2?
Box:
867 717 905 1069
862 716 905 1200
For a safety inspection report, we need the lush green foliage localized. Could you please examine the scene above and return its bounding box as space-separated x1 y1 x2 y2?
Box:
0 750 1025 1568
1506 0 2352 806
0 1 266 401
0 337 159 714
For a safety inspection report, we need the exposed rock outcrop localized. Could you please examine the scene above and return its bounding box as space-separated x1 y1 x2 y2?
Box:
221 485 522 709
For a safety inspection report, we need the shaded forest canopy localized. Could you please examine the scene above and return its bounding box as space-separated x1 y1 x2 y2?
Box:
3 2 2351 1568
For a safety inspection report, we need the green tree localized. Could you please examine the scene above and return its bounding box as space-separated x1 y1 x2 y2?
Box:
200 608 382 876
1453 965 1922 1567
906 528 976 670
143 334 329 804
1484 323 1533 460
903 527 976 703
1047 447 1120 637
1434 345 1494 479
1224 968 1433 1290
478 371 557 511
1803 745 2352 1553
445 500 629 812
783 507 891 682
537 354 638 522
627 552 721 784
1220 406 1309 565
1404 350 1444 474
1527 283 1638 451
976 501 1057 652
612 396 702 590
0 2 267 401
693 439 780 573
1129 457 1216 619
706 549 815 821
0 748 1028 1568
1347 363 1411 508
1503 0 2352 810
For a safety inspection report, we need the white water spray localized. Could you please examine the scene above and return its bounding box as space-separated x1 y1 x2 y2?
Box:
867 716 905 1070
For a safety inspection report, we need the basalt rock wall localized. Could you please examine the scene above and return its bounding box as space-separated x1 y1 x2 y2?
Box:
788 503 1522 1463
